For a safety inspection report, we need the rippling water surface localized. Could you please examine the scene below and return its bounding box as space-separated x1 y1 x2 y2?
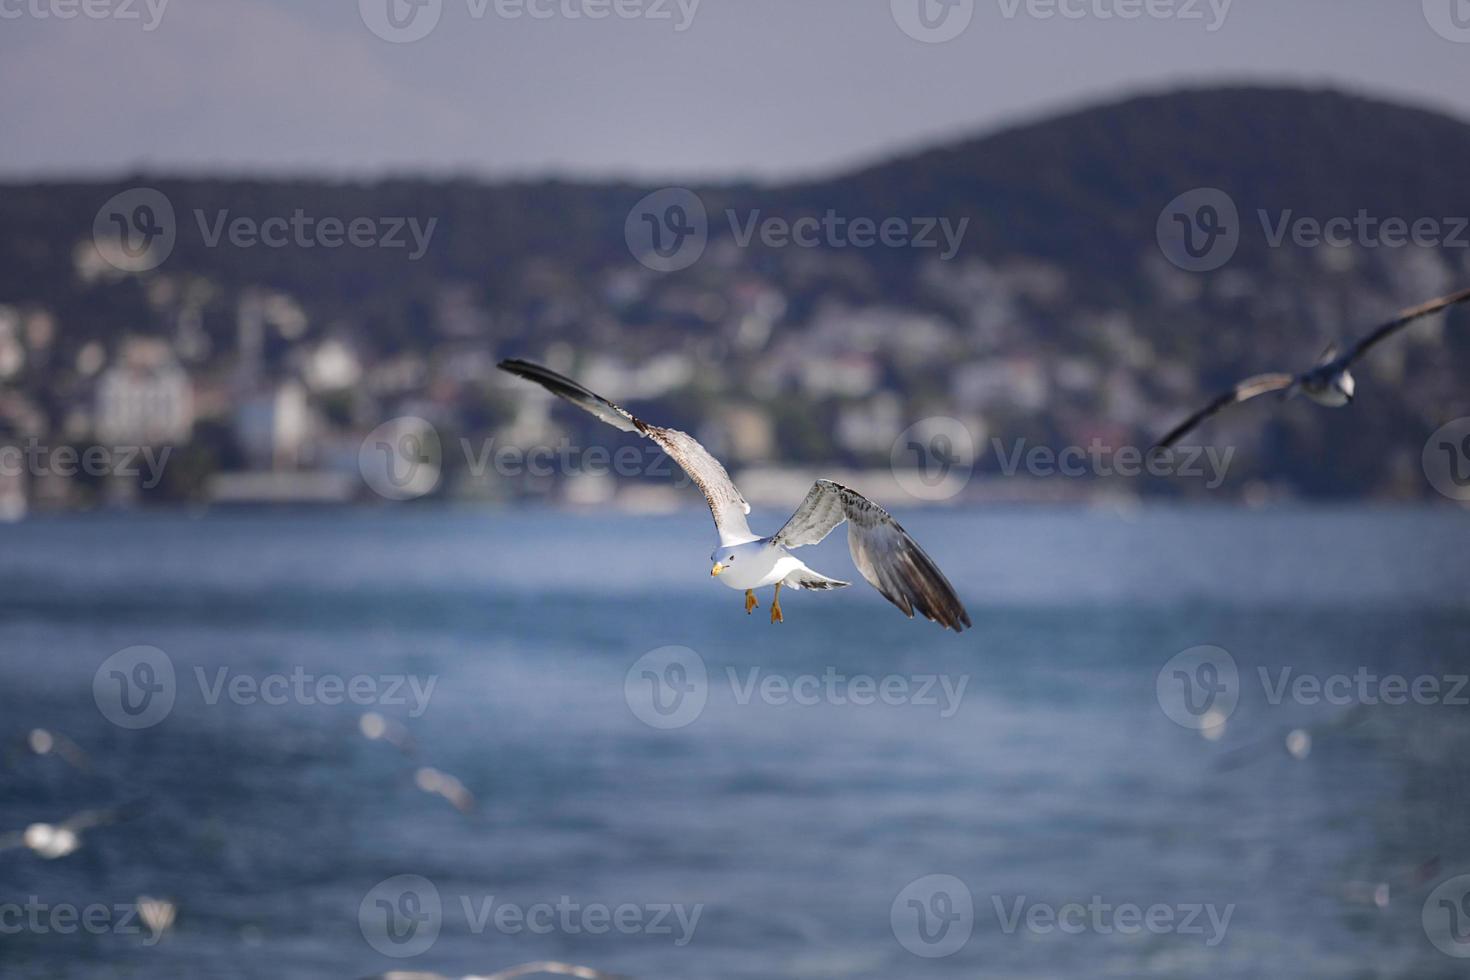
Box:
1 505 1468 979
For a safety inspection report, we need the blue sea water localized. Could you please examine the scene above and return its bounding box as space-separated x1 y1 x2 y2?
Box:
0 505 1468 979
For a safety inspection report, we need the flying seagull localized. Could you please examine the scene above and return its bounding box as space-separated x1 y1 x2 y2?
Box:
10 728 91 773
366 962 627 980
413 765 476 815
1153 286 1470 450
497 360 972 631
0 801 139 859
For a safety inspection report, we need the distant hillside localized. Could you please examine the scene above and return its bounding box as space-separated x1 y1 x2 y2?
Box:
2 86 1470 505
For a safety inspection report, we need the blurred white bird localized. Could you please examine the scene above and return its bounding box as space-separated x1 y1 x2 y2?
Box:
366 963 627 980
0 804 130 859
137 895 178 944
1154 286 1470 449
10 728 91 773
414 766 476 815
359 712 417 756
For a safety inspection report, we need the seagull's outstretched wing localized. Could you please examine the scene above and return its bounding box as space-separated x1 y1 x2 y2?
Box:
1153 373 1297 450
1343 286 1470 364
498 359 754 544
365 963 629 980
773 480 971 632
483 963 629 980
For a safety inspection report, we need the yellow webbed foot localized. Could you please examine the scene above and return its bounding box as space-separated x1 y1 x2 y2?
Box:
770 599 783 624
744 590 758 615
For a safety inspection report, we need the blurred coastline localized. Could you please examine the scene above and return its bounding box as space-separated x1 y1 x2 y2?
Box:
4 87 1470 517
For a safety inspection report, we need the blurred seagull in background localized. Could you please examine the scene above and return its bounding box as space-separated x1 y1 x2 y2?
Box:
358 711 417 757
1337 856 1441 910
1153 286 1470 450
1212 703 1374 773
10 728 91 773
414 766 476 815
0 802 138 859
136 896 178 944
367 961 628 980
497 360 972 631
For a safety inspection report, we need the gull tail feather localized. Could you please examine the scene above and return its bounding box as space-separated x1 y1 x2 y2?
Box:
783 567 850 590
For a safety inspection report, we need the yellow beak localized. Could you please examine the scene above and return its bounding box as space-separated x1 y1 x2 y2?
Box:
710 563 725 577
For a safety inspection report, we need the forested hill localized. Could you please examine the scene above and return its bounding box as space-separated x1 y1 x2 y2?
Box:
3 86 1469 503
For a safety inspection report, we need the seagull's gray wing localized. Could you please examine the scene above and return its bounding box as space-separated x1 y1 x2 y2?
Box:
498 359 753 544
363 964 628 980
774 480 971 632
1153 373 1297 450
1343 286 1470 364
483 963 630 980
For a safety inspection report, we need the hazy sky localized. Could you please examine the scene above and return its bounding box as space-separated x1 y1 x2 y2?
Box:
2 0 1468 181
